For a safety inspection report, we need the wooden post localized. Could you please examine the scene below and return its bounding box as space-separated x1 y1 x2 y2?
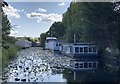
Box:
74 71 76 80
74 33 76 44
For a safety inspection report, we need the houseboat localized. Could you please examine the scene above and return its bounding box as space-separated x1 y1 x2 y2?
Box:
60 43 98 59
45 37 61 51
31 42 40 47
60 43 99 70
15 40 31 48
45 37 100 70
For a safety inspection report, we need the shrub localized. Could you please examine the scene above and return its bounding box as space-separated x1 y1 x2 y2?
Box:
2 48 9 66
7 42 18 60
2 42 19 67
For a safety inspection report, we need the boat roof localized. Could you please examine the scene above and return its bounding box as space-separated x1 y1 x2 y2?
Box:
73 43 94 45
46 37 57 40
61 42 95 46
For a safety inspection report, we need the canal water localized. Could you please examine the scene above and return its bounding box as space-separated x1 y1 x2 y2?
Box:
3 47 118 83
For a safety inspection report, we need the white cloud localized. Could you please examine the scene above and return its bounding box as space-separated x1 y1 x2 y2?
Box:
58 2 65 6
26 12 62 22
9 29 18 36
2 5 21 18
13 25 21 28
38 8 47 12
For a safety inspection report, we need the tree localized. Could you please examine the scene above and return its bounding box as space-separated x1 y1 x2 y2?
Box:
62 2 119 49
2 1 11 49
46 22 66 39
40 33 46 47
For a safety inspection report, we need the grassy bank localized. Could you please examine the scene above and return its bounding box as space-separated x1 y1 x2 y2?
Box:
2 42 19 68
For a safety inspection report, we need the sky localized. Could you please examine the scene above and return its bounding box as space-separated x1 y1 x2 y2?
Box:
2 1 71 37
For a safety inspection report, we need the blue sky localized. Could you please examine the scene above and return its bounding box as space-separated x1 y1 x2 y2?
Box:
3 2 71 37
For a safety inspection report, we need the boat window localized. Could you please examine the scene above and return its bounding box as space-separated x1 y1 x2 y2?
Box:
79 63 83 68
89 47 92 52
93 47 97 52
75 63 79 68
84 63 88 68
89 63 92 68
75 47 79 53
56 44 59 46
93 62 96 68
84 47 88 53
70 46 73 53
80 47 83 52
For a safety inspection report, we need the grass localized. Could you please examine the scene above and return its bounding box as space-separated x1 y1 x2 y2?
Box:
2 42 19 68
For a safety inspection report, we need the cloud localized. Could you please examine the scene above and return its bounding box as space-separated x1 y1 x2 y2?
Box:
12 25 21 28
2 5 21 18
26 12 62 22
9 29 18 36
58 2 65 6
38 8 47 12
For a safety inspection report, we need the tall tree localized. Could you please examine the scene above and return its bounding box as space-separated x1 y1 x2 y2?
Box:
2 1 11 49
46 22 66 39
40 33 46 47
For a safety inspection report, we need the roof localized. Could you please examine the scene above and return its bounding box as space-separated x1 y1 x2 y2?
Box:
61 42 95 46
73 43 94 45
46 37 57 40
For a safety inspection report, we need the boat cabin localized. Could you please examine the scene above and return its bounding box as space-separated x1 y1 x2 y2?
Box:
61 43 98 59
45 37 61 51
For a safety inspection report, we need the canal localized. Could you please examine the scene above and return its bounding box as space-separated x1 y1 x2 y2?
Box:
3 47 118 83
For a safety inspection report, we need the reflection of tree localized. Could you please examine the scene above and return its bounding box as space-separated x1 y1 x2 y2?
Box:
62 69 85 83
62 69 118 83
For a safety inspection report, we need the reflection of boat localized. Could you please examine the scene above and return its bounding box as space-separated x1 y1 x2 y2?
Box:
70 59 98 70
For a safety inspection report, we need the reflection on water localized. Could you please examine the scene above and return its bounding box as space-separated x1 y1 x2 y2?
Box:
3 47 118 83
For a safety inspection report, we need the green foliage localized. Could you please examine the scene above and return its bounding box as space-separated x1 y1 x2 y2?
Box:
7 42 18 60
40 33 46 47
62 2 120 50
2 5 19 67
2 14 11 39
2 42 19 67
46 22 66 39
2 48 9 66
25 37 33 42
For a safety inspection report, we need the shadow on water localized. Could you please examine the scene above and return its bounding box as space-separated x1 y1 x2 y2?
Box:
62 68 118 84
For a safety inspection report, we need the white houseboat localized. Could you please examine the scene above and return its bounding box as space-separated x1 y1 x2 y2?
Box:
60 43 99 70
45 37 61 51
60 43 98 59
45 37 100 70
15 40 31 48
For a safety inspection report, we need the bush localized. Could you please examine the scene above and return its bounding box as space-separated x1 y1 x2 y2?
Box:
2 42 19 67
7 42 18 60
2 48 9 66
